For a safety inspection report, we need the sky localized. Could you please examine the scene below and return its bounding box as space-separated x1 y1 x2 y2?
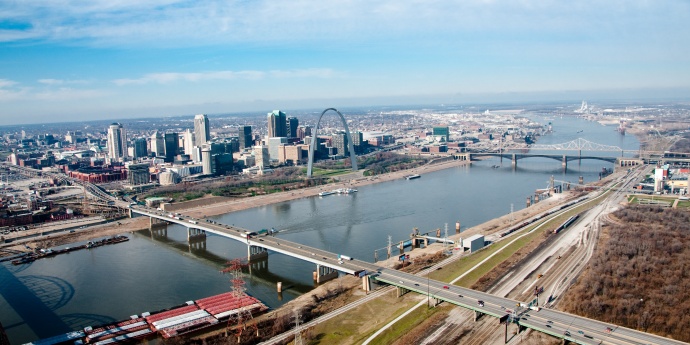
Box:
1 0 689 125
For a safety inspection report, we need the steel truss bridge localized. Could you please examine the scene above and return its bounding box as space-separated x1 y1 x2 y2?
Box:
458 138 644 168
527 138 628 154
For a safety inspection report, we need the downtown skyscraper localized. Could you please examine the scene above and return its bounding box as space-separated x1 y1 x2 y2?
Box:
267 110 287 138
194 114 211 146
107 123 127 160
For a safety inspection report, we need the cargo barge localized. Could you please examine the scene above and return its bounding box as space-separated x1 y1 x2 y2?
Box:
404 174 421 180
26 291 268 345
9 236 129 265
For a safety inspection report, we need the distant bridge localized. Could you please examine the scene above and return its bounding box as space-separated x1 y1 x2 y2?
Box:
527 138 628 153
449 138 646 169
468 153 618 169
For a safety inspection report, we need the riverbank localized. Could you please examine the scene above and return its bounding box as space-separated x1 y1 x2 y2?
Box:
2 159 468 253
180 158 469 219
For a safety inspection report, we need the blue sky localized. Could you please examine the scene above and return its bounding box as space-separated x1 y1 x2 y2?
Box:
0 0 689 125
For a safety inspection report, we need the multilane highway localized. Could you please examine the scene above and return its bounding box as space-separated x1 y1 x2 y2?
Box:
130 205 686 345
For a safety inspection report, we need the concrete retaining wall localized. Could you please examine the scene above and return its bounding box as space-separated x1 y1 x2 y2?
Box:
161 196 231 211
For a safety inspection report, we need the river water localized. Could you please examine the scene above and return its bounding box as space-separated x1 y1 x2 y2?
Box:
0 114 639 344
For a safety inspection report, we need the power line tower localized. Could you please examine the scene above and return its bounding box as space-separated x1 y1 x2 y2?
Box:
293 309 303 345
222 258 257 343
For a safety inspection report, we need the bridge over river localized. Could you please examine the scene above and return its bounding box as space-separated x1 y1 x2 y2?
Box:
130 206 684 345
451 138 646 170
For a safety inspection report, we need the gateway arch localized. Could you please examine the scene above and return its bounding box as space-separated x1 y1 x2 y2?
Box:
306 108 358 178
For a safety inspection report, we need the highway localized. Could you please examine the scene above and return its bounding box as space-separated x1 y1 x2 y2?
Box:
130 204 687 345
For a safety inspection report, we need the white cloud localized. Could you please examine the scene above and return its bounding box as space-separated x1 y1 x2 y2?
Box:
0 79 17 88
0 78 105 102
2 1 687 47
38 78 89 85
113 68 336 85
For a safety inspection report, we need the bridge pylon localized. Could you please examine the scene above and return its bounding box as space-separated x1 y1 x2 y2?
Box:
247 245 268 262
313 264 338 284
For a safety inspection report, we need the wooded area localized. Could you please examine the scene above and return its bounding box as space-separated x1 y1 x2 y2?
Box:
561 206 690 342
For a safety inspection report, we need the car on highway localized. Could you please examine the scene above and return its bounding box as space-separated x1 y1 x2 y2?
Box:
458 294 463 298
414 283 419 286
546 324 552 328
577 330 584 335
546 320 553 324
477 300 484 307
564 331 571 336
443 285 449 289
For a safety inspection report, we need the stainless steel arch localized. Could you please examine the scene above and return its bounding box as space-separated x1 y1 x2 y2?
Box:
307 108 358 177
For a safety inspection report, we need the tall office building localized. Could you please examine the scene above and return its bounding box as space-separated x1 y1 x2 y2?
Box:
332 131 348 156
297 125 311 140
164 132 178 163
287 117 299 138
182 129 196 160
150 131 165 157
254 145 269 169
267 110 287 138
194 114 211 146
107 123 127 160
201 146 213 175
133 138 148 159
238 126 253 149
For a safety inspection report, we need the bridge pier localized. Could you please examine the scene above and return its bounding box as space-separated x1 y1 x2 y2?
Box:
313 264 338 284
511 154 517 168
247 245 268 262
187 228 207 251
149 217 169 230
187 228 206 241
362 275 372 292
396 285 410 297
474 310 483 321
562 155 567 171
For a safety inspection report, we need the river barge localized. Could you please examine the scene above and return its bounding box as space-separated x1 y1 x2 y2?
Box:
27 291 269 345
9 236 129 265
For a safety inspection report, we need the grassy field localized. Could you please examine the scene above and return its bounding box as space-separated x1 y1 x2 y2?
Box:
366 304 453 345
428 194 605 287
301 167 351 177
306 292 422 344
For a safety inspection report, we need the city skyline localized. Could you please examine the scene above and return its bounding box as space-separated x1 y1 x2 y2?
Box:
1 1 689 126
